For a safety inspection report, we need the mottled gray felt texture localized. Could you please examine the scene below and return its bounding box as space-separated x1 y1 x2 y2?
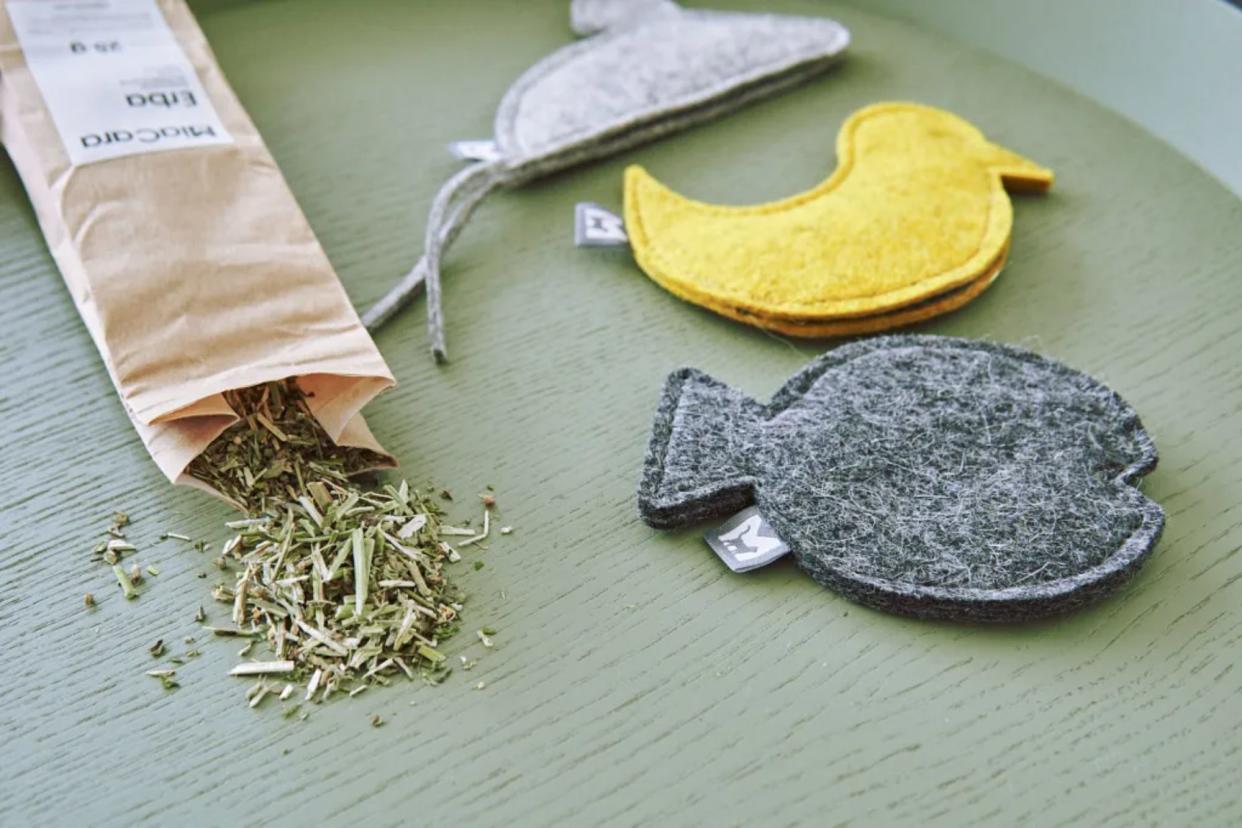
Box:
363 0 850 360
499 0 851 171
637 336 1165 622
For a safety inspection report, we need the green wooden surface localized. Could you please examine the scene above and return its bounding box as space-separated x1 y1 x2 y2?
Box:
2 1 1240 824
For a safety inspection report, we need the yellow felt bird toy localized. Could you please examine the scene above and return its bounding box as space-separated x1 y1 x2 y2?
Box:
622 102 1054 335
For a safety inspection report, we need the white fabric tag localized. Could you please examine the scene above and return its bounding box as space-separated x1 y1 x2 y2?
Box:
446 139 502 163
704 506 791 573
6 0 233 166
574 202 629 247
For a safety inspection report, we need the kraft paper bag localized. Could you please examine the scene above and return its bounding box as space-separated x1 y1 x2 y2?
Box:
0 0 395 491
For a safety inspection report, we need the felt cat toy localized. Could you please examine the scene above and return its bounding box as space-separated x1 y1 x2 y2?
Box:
638 336 1163 622
604 102 1052 337
362 0 851 361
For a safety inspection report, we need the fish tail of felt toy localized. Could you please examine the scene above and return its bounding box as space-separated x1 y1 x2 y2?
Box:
570 0 680 36
362 159 505 362
637 367 765 529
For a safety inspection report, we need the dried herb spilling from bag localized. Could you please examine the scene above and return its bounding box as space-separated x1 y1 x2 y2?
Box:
186 380 465 699
0 0 489 702
0 0 394 485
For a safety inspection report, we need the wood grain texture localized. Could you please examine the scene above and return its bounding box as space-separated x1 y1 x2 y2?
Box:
1 1 1240 825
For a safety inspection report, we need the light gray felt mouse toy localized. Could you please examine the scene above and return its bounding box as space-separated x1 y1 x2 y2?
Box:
362 0 851 361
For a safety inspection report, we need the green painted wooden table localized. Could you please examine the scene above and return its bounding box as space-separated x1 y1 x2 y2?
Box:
2 1 1240 824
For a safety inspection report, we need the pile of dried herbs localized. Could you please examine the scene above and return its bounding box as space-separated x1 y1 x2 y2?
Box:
210 479 463 700
184 380 468 701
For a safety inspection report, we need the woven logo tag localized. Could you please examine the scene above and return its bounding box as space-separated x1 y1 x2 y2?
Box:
447 139 502 162
574 202 629 247
704 506 791 572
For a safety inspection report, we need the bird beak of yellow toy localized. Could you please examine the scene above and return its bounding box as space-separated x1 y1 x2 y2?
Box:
983 141 1054 192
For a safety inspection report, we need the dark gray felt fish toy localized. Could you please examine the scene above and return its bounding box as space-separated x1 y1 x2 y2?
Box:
638 336 1164 622
362 0 850 361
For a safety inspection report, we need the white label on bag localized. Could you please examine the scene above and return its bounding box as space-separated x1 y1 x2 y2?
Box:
6 0 233 166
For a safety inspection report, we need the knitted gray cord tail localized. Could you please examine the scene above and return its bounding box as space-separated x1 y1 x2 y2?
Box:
360 159 504 363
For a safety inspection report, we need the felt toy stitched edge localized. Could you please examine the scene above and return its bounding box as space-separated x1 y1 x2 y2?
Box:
648 236 1009 336
711 245 1004 336
494 9 850 159
798 492 1164 607
623 102 1017 318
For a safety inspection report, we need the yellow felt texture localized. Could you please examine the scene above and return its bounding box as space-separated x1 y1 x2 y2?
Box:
623 102 1052 323
698 242 1008 338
